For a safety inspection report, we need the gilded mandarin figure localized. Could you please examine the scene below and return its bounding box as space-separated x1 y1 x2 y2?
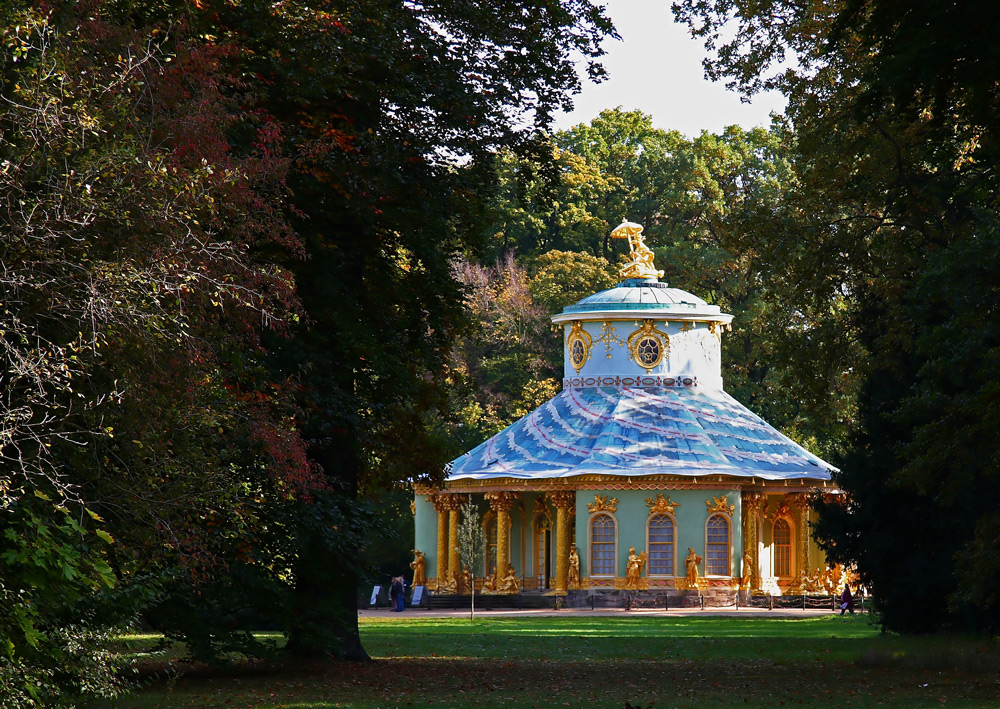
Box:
684 547 702 586
568 544 581 589
739 552 753 591
610 220 663 280
624 546 647 590
410 549 426 587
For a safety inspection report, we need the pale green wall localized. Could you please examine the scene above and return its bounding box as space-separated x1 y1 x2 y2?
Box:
418 488 750 583
574 488 743 578
414 494 438 577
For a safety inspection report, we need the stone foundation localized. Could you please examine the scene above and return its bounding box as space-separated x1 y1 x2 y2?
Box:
564 588 741 609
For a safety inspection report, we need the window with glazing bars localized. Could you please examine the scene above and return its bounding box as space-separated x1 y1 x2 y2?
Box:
648 515 674 575
706 514 730 575
590 514 616 576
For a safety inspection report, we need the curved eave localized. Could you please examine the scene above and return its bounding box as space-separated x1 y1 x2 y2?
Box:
446 385 837 484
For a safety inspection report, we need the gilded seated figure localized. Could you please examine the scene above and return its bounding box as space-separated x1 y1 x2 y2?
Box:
437 571 457 594
494 561 520 594
482 569 497 592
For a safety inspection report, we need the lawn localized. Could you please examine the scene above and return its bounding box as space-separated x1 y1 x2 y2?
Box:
107 614 1000 708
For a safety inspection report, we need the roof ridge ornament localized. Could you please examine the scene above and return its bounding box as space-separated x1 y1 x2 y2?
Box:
611 220 664 281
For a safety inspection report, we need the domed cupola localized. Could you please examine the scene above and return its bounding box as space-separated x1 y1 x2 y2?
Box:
551 221 732 390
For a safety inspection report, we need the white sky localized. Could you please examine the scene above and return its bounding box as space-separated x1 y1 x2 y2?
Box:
552 0 786 137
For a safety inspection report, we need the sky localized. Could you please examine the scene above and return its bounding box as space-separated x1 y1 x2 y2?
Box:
551 0 786 137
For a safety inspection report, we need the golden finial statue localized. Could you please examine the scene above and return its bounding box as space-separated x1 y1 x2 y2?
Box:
610 220 663 280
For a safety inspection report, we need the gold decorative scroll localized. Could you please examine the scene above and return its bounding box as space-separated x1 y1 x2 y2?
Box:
587 494 618 514
596 321 624 359
705 495 735 516
645 492 680 516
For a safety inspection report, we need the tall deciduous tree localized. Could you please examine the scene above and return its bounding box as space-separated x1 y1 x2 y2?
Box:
197 0 616 658
1 1 314 698
674 0 1000 632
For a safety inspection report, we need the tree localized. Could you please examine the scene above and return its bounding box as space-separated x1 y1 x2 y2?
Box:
479 109 857 459
673 0 1000 632
457 498 485 620
204 0 616 658
1 0 317 697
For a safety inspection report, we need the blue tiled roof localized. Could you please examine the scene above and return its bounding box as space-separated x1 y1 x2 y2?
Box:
447 386 836 482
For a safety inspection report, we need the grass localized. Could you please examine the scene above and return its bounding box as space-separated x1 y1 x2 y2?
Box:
105 614 1000 708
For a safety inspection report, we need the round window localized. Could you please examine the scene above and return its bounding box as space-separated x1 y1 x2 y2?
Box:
635 336 661 367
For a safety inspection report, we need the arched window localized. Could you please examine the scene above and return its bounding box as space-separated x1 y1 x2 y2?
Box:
486 518 498 576
647 514 675 576
589 513 616 577
706 514 730 576
773 518 792 577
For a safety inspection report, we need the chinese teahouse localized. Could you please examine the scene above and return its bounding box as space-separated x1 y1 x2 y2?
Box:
414 222 843 603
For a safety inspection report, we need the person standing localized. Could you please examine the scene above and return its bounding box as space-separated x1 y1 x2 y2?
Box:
840 584 854 615
390 576 405 612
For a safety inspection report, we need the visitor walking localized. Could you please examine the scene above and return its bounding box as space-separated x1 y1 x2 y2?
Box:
840 584 854 615
390 575 405 612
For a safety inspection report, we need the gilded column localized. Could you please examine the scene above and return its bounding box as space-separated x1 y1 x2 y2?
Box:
741 491 766 592
430 493 450 588
485 492 518 580
446 495 464 586
547 490 576 594
788 492 811 579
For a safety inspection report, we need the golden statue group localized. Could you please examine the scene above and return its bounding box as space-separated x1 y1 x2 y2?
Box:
411 222 846 604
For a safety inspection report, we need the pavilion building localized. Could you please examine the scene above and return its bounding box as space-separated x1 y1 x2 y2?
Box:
413 222 841 601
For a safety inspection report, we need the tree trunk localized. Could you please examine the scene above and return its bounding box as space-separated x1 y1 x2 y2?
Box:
286 440 370 661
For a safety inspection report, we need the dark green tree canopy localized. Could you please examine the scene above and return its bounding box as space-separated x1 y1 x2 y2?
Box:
674 0 1000 632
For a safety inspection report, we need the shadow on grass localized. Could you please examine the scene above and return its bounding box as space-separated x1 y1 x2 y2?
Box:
104 616 1000 709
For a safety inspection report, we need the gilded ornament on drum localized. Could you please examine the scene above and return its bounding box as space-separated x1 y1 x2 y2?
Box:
566 321 592 373
596 321 624 359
